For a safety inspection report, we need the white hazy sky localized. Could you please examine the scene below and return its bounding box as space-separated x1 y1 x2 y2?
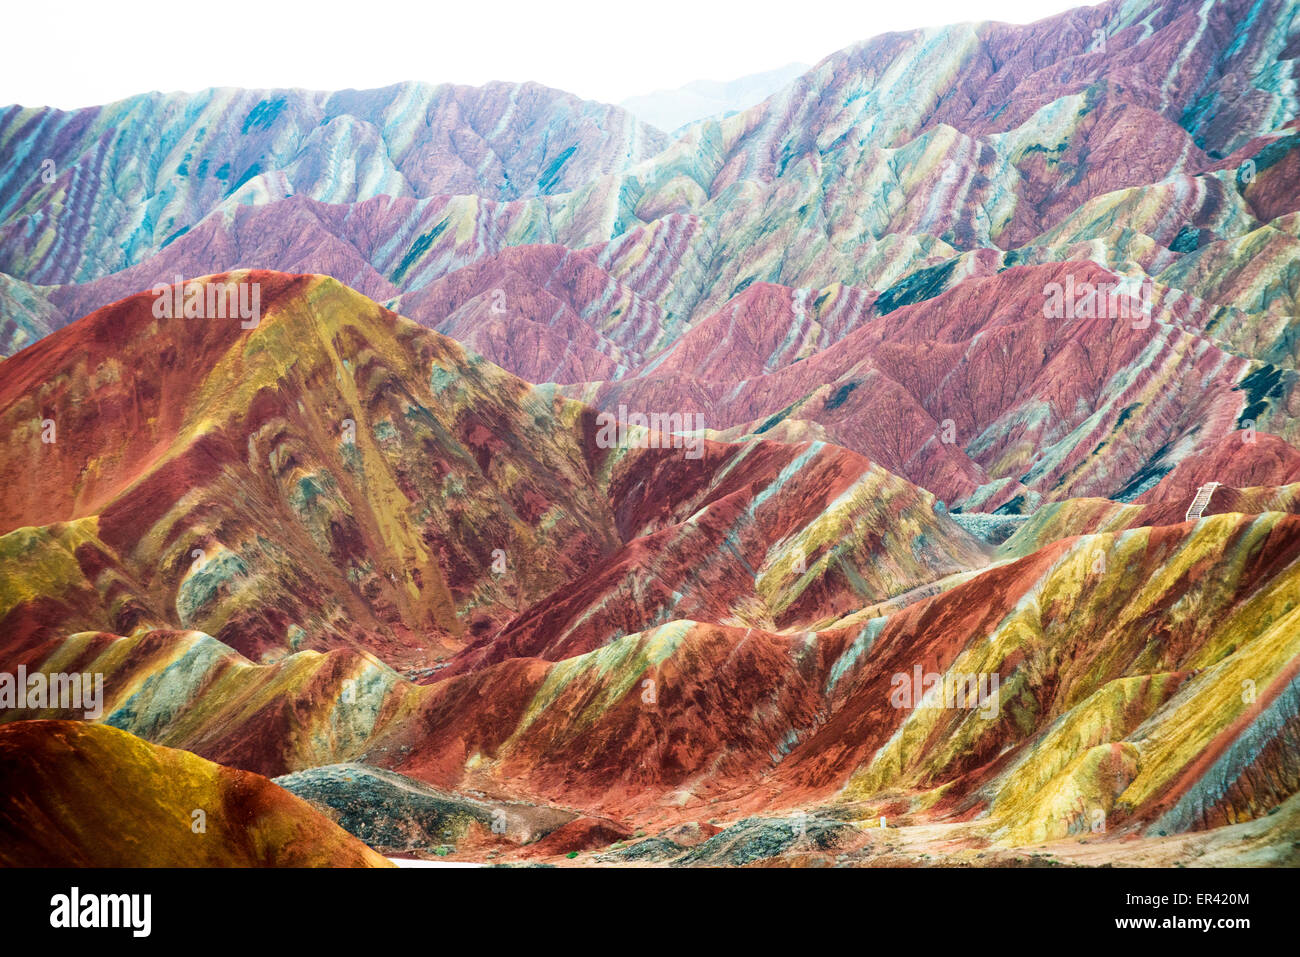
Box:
3 0 1100 109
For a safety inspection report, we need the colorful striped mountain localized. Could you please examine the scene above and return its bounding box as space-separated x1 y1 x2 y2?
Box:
1 0 1299 867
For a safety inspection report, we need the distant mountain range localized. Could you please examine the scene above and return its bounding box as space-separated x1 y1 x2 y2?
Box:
619 62 810 133
2 0 1300 868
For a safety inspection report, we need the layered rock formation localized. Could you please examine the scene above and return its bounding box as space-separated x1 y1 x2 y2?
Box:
2 0 1299 867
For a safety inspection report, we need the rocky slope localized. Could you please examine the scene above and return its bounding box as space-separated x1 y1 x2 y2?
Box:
0 274 984 668
0 82 666 284
0 275 1297 867
2 0 1299 867
0 721 391 866
3 0 1297 512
